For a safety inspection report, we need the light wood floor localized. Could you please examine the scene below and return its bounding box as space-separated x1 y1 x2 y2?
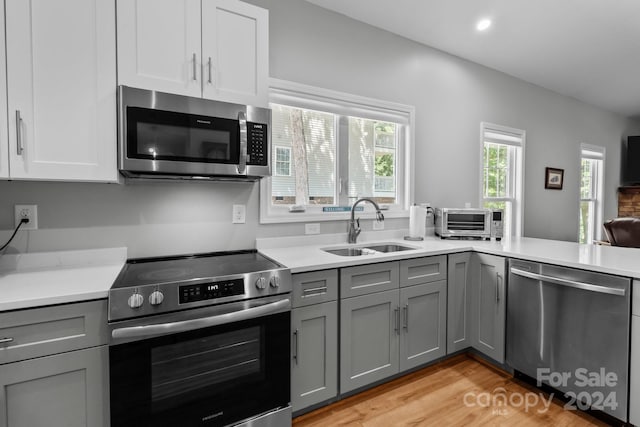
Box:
292 354 610 427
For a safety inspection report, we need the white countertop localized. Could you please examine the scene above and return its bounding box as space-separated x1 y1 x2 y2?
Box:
258 233 640 279
0 247 126 312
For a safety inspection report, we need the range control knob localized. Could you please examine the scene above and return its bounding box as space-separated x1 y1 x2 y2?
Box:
149 290 164 306
269 276 280 288
255 276 267 290
127 292 144 309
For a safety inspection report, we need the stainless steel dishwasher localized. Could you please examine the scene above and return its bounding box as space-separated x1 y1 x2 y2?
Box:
507 259 630 422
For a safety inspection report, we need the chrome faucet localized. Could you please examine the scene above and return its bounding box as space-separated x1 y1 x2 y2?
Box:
348 198 385 244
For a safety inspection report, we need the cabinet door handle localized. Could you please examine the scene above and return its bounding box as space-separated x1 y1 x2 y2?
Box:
0 337 14 344
496 273 502 302
394 307 400 335
208 57 213 84
293 329 298 364
403 304 409 331
302 286 327 298
15 110 23 155
192 53 197 81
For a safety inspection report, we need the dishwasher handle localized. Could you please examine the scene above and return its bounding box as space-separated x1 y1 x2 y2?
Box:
510 267 626 296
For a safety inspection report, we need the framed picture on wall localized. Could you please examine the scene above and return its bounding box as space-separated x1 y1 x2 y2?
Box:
545 167 564 190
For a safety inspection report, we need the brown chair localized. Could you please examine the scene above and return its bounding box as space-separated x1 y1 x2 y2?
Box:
602 217 640 248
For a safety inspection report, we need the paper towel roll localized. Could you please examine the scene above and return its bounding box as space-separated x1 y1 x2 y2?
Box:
408 205 427 238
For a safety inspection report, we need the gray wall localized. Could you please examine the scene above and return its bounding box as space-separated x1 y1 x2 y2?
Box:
2 0 640 257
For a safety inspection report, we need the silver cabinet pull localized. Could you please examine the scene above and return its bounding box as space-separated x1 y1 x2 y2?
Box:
510 267 626 296
15 110 23 155
237 111 247 175
496 273 501 302
293 329 299 364
0 337 14 344
394 307 400 335
192 53 197 81
302 286 328 298
208 57 213 84
403 304 409 331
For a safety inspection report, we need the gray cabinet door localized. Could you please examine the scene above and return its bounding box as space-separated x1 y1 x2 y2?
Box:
340 262 399 298
630 315 640 425
0 345 109 427
340 289 399 393
471 253 506 363
291 302 338 413
447 252 472 354
399 280 447 371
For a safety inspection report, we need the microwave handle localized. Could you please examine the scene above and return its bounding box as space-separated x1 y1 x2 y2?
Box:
237 111 247 174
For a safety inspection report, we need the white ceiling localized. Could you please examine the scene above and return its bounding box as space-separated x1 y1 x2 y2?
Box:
305 0 640 119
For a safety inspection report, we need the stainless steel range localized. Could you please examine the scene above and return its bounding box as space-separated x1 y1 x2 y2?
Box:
108 250 292 427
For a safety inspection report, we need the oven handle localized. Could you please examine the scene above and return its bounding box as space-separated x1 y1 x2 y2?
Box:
111 298 290 340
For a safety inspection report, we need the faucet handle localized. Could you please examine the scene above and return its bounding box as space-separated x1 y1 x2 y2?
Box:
356 218 360 229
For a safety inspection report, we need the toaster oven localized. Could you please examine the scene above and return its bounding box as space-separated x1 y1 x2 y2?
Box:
434 208 503 240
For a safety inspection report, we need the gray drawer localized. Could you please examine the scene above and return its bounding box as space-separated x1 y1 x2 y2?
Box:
0 300 108 365
292 269 338 308
400 255 447 287
340 261 399 298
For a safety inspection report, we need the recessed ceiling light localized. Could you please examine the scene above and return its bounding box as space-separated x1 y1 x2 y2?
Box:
476 19 492 31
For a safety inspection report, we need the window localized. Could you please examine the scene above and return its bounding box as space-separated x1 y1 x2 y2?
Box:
579 144 604 244
261 80 414 223
274 146 292 177
480 122 525 238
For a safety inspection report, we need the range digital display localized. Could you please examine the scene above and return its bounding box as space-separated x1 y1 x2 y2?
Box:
179 278 245 304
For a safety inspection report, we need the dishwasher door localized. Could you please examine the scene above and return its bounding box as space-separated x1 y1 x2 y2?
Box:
506 259 630 421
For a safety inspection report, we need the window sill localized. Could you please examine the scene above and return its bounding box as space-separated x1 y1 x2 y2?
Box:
259 208 409 225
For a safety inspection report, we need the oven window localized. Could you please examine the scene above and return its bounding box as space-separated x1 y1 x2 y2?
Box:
127 107 239 164
151 326 262 410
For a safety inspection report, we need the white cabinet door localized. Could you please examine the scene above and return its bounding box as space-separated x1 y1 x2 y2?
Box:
202 0 268 107
6 0 117 182
117 0 202 97
0 4 7 179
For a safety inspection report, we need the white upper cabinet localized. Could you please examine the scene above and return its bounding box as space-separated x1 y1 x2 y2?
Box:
0 5 7 179
5 0 118 182
117 0 269 107
117 0 202 98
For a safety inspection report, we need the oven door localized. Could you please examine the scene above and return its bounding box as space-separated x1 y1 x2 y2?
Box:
109 298 290 427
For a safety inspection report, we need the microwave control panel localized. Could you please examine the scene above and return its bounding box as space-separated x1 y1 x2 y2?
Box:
247 122 268 166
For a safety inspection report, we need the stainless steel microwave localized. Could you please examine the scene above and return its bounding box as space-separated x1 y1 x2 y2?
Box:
118 86 271 181
435 207 503 240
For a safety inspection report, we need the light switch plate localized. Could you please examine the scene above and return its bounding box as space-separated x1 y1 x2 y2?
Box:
232 204 246 224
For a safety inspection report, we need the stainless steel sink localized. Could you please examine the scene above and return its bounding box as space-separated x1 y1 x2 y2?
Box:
323 247 368 256
322 243 417 256
365 244 415 253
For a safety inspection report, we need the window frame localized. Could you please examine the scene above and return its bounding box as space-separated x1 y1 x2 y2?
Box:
260 79 415 224
479 122 526 239
578 144 605 244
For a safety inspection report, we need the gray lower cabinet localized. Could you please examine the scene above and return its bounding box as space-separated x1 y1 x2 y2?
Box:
290 269 339 413
399 280 447 371
446 252 472 354
0 300 109 427
340 289 400 394
291 301 338 413
340 256 447 394
0 346 109 427
630 280 639 426
470 253 506 363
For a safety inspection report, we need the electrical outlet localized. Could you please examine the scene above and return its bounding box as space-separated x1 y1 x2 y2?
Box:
232 204 246 224
14 204 38 230
373 219 385 230
305 223 320 235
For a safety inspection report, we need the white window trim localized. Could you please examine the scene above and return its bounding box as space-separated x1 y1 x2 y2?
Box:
479 122 526 238
579 143 605 243
260 78 415 224
274 146 292 177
